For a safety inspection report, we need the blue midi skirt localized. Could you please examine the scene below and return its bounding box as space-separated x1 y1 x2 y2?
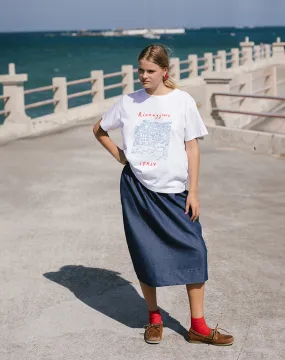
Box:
120 164 208 287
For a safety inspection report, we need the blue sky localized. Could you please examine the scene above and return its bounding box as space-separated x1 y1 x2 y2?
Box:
1 0 285 32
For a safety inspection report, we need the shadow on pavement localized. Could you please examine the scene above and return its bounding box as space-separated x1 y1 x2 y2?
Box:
43 265 188 337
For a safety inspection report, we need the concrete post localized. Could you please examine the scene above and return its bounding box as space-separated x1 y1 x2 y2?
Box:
52 77 68 113
169 57 180 82
204 53 213 72
201 70 234 126
91 70 104 102
240 37 255 65
8 63 16 75
215 58 222 72
188 55 198 78
272 37 285 61
217 50 227 71
0 63 31 131
253 45 261 61
264 44 271 59
231 48 240 68
121 65 134 94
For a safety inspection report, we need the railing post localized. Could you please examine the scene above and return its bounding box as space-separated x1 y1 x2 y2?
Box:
215 58 222 72
217 50 227 71
253 45 261 61
272 37 285 61
231 48 240 68
188 55 198 78
52 77 68 113
169 57 180 82
264 44 271 59
240 37 254 65
121 65 134 94
0 63 31 131
204 53 213 72
91 70 104 102
201 70 234 126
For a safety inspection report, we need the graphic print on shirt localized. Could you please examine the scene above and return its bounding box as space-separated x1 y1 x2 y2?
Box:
131 119 172 161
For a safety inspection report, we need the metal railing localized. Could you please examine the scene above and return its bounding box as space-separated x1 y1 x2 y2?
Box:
212 92 285 119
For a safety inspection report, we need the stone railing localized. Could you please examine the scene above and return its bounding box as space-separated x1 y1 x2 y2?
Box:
1 37 285 141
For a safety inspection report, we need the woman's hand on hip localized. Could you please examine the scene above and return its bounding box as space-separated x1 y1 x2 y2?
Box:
185 192 200 222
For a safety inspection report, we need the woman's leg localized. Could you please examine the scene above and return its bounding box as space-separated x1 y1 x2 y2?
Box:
186 283 210 335
187 283 234 345
186 283 205 318
139 281 158 311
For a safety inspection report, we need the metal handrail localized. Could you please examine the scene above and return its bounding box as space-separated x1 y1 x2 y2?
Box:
133 69 138 73
104 71 123 79
134 79 141 84
213 92 285 101
25 99 55 110
180 68 190 74
67 90 94 100
67 77 92 86
197 65 206 70
212 108 285 119
226 59 232 64
24 85 54 95
0 95 9 101
104 82 124 91
180 59 189 65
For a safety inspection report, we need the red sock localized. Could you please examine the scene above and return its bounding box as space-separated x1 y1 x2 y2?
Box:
149 309 162 324
191 316 211 336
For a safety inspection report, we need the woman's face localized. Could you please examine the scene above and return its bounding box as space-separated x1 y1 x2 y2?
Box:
138 59 167 89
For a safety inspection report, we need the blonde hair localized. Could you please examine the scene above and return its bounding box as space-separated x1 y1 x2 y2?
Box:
138 44 177 89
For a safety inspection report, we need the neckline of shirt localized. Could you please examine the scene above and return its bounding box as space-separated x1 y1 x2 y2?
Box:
143 88 179 99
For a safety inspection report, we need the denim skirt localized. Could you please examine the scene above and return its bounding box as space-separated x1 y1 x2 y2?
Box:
120 163 208 287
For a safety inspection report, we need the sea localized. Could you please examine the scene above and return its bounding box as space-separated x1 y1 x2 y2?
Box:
1 26 285 122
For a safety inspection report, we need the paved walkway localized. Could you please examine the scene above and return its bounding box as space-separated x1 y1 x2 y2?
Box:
1 124 285 360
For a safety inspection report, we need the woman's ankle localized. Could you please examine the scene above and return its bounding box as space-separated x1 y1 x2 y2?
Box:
148 309 162 324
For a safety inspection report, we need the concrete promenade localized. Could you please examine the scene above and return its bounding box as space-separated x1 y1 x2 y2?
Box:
1 124 285 360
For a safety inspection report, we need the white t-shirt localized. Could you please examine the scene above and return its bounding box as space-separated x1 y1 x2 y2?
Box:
100 88 208 193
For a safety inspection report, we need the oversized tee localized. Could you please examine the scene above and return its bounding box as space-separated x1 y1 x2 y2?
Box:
100 88 208 193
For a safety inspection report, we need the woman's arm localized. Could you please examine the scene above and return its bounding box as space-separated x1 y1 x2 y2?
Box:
93 120 127 165
184 138 200 222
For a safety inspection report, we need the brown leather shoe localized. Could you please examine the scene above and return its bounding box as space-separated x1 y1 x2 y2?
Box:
144 323 163 344
189 324 234 346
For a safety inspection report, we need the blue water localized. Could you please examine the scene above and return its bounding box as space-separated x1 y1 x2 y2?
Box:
1 27 285 122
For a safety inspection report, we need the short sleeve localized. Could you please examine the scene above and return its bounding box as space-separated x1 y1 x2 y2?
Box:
100 97 123 132
184 94 208 141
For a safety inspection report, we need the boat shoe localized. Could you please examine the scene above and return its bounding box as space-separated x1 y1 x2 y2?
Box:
144 323 163 344
189 324 234 346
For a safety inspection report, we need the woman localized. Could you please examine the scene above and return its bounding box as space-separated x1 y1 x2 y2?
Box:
93 44 234 346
